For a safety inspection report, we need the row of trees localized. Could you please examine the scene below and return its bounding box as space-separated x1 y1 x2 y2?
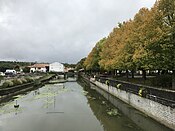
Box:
80 0 175 88
0 61 33 72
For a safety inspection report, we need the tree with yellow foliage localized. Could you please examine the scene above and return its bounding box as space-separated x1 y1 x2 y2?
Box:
82 0 175 89
84 38 106 72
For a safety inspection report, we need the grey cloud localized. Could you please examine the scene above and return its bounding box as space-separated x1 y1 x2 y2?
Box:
0 0 156 63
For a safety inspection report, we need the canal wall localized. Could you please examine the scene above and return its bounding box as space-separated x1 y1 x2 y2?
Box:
0 74 55 102
81 76 175 130
88 83 171 131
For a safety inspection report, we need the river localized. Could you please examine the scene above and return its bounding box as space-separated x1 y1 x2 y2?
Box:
0 80 172 131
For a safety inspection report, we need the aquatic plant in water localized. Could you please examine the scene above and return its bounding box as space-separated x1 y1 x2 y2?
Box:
82 91 88 95
87 95 96 100
0 101 24 115
107 108 121 116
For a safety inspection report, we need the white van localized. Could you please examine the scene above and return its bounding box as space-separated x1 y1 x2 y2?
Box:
5 69 17 75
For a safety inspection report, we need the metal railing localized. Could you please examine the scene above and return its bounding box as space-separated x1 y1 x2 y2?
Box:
96 76 175 108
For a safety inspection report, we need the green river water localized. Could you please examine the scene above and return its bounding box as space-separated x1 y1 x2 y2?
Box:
0 80 172 131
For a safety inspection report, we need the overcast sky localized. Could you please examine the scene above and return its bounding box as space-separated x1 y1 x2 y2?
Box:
0 0 156 63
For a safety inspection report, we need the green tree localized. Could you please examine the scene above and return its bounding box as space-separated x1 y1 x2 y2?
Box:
23 67 30 73
75 57 86 71
84 38 106 72
158 0 175 88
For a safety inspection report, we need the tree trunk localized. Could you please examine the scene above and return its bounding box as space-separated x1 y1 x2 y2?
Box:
172 70 175 90
112 70 115 77
119 70 122 76
142 69 146 80
131 70 134 78
114 69 117 76
126 70 129 81
157 70 160 75
162 70 168 75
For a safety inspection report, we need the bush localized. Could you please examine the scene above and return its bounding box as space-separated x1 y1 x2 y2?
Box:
2 80 14 88
0 76 3 80
33 80 41 86
151 75 172 89
12 79 23 86
25 77 34 83
21 78 27 83
23 67 30 73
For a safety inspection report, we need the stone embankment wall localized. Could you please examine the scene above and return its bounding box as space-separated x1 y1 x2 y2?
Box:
88 78 175 130
0 74 55 101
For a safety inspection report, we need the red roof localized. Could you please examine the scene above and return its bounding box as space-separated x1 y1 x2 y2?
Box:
28 64 49 68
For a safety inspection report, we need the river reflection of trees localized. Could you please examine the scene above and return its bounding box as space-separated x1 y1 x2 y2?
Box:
77 80 171 131
78 81 141 131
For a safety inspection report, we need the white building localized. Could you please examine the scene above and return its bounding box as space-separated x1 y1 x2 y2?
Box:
29 64 49 73
49 62 64 73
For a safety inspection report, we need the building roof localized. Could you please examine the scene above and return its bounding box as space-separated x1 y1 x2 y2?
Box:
28 63 49 68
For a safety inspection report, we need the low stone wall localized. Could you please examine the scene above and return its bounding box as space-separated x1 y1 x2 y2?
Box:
97 77 175 107
0 74 55 101
0 82 34 96
0 83 39 103
89 78 175 130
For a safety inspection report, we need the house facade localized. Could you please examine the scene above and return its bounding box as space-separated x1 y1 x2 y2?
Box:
29 64 49 73
49 62 64 73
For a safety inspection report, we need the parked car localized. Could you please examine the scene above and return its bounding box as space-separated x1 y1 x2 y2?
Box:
5 69 17 76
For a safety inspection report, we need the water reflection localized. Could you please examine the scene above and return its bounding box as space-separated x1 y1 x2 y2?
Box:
0 81 172 131
0 83 102 131
78 80 172 131
78 81 142 131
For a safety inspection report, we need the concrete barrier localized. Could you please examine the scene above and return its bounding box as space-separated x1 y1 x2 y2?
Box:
88 78 175 130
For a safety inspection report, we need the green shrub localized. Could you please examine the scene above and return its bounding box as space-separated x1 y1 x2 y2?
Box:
33 80 41 86
25 77 34 83
12 79 23 86
23 67 30 73
0 76 4 81
151 75 172 89
2 80 14 88
21 78 27 83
